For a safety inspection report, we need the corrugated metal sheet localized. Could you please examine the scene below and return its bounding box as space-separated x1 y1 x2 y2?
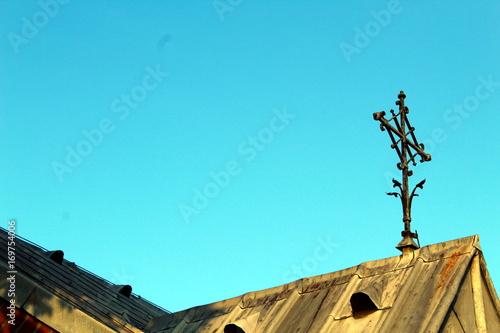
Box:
1 228 499 333
0 228 169 333
146 235 500 333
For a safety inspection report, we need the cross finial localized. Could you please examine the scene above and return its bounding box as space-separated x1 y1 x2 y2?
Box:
373 91 431 252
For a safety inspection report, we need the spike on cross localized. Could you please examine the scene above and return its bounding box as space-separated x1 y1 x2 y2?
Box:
373 92 431 169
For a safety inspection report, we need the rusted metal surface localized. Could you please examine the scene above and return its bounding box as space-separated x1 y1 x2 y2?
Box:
373 91 432 252
1 229 498 332
145 235 500 333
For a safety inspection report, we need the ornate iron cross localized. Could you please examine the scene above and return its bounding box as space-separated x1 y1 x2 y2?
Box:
373 91 431 251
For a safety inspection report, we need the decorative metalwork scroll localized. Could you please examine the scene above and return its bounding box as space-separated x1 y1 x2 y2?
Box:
373 91 431 251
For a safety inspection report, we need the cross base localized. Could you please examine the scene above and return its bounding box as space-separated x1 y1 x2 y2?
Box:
395 230 419 252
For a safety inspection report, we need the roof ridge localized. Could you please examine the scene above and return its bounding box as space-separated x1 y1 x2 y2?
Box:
0 227 171 315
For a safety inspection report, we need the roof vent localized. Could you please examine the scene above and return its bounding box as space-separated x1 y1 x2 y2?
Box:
110 284 132 298
350 292 378 318
224 324 246 333
45 250 64 264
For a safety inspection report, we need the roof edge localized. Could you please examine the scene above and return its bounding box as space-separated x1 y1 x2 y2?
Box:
147 235 484 330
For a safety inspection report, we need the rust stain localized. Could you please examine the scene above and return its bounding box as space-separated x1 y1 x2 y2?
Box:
436 249 461 289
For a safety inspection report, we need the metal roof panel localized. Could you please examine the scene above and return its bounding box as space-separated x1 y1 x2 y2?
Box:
146 234 499 333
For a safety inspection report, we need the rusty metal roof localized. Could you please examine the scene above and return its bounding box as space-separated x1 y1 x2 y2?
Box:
0 227 169 333
146 235 500 333
2 229 499 333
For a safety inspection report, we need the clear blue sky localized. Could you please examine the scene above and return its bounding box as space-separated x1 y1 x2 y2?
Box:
1 1 499 313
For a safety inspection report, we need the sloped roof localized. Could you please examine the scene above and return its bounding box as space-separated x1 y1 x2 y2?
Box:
146 235 500 333
0 227 170 333
1 229 499 333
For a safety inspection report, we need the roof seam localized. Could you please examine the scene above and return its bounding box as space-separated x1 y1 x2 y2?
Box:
416 251 475 264
305 290 330 333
